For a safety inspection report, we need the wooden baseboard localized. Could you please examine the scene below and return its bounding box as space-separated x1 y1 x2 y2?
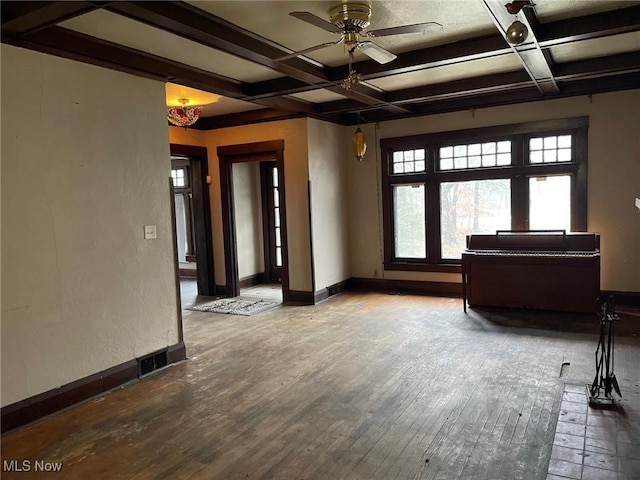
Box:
600 290 640 306
314 279 350 303
215 285 228 296
239 272 265 289
286 290 314 305
1 342 187 434
350 277 463 297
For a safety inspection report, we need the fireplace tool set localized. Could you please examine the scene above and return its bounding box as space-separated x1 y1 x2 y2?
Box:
587 296 622 405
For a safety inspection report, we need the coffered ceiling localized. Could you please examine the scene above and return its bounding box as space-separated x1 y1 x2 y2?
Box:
2 1 639 128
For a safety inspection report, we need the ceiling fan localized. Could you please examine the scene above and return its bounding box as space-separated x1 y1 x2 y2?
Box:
277 2 442 65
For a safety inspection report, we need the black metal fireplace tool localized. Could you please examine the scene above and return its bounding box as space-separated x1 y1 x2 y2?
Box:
587 296 621 405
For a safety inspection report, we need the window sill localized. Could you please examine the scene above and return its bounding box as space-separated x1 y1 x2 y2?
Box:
384 262 462 273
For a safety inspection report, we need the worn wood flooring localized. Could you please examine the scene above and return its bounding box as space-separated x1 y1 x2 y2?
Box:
2 285 639 479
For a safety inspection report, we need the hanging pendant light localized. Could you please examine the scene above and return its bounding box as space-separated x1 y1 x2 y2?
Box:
505 20 528 45
352 113 367 161
167 98 202 127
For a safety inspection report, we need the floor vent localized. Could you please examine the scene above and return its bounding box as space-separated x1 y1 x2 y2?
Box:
138 349 169 377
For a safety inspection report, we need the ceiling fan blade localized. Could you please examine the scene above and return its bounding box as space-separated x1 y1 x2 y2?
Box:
275 39 343 61
368 22 443 37
358 42 397 64
289 11 343 33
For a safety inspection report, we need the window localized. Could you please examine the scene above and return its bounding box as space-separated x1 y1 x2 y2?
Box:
171 161 195 263
171 168 187 187
393 184 426 258
381 118 588 271
440 179 511 259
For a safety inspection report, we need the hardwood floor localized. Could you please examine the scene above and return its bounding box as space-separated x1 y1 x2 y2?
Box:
2 290 639 479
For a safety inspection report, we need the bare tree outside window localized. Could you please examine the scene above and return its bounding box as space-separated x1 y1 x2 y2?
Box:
440 179 511 259
393 184 426 258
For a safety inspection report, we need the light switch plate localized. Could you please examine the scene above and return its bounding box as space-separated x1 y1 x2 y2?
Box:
144 225 157 240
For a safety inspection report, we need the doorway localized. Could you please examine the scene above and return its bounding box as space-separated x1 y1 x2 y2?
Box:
170 144 215 300
260 161 282 284
218 140 290 303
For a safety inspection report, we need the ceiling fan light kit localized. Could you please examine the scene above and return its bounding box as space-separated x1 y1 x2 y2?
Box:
330 2 371 31
284 1 443 86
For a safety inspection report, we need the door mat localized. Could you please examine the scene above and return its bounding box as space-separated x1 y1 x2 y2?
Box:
187 298 280 316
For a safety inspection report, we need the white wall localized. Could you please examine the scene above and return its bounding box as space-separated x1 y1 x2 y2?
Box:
232 162 265 279
1 45 180 406
307 118 351 293
349 90 640 292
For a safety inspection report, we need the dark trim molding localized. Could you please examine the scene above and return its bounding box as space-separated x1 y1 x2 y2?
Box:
168 342 187 364
287 290 315 305
170 144 216 297
350 278 463 297
217 140 291 301
215 284 229 297
239 272 265 289
314 279 350 303
601 291 640 307
179 268 198 278
1 342 187 434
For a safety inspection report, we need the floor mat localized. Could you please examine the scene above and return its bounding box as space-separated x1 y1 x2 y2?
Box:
187 297 280 316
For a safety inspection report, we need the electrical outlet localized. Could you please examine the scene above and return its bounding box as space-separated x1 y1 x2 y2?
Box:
144 225 157 240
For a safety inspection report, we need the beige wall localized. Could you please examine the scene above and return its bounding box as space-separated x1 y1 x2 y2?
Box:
349 90 640 292
1 45 180 406
307 118 351 292
170 118 312 292
168 126 206 147
232 162 265 279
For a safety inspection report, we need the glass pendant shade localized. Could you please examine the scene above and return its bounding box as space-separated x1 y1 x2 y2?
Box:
167 98 202 127
352 126 367 161
506 20 528 45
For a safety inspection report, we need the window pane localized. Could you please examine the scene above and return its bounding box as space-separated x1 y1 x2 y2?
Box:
529 176 571 231
276 247 282 267
529 135 573 164
454 145 467 157
439 141 511 170
481 154 496 167
174 194 188 262
497 141 511 153
454 157 467 169
530 137 543 150
393 184 426 258
272 167 278 187
171 169 186 187
440 158 453 170
392 149 426 174
558 135 572 148
468 156 481 168
530 150 543 163
497 153 511 166
440 179 511 259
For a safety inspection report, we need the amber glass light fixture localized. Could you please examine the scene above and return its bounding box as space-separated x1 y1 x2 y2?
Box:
352 114 367 161
167 98 202 127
